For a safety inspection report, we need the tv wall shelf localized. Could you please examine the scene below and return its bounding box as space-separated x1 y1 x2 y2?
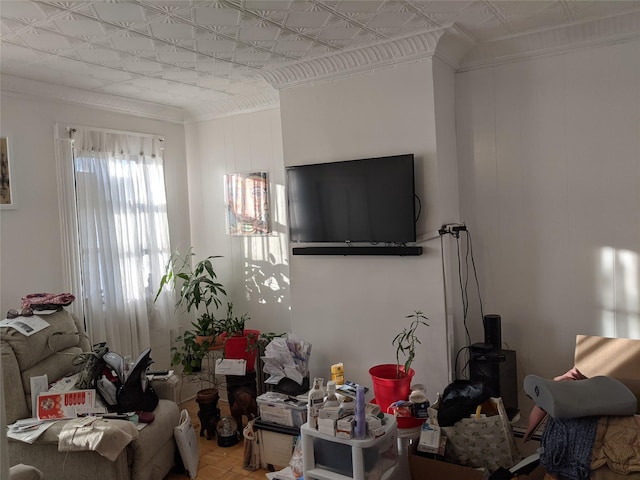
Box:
292 246 422 256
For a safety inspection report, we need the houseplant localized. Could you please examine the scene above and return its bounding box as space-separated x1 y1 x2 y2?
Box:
369 310 429 414
218 302 260 372
171 330 205 374
156 248 227 367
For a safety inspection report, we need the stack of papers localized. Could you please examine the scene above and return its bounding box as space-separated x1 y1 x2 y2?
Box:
262 334 311 386
7 418 58 444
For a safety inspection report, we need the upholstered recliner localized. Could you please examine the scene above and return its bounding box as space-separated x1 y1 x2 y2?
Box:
1 309 181 480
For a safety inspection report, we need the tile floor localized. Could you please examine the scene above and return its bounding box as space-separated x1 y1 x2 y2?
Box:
164 398 273 480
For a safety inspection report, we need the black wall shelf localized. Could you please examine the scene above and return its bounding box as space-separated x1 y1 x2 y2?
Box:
292 246 422 256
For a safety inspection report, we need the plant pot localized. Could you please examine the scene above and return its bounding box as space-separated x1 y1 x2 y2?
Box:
222 329 260 372
186 354 202 373
196 335 214 346
208 335 225 351
369 364 415 414
196 387 219 405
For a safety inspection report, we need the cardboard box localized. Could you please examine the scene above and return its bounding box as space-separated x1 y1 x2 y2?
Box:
409 442 488 480
37 390 96 420
575 334 640 412
408 443 546 480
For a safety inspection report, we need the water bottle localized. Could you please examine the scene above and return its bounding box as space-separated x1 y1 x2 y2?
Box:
354 384 367 439
308 377 324 429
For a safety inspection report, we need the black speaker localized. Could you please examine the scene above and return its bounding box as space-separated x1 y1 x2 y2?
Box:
483 314 502 351
470 349 518 418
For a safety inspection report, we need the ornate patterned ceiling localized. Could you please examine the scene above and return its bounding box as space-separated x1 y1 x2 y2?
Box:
2 1 639 122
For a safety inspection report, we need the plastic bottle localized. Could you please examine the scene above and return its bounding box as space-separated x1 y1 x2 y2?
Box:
308 377 324 429
409 384 430 419
324 381 340 408
354 383 367 439
331 363 345 385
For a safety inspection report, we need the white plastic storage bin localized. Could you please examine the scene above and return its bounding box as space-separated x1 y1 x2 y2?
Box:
302 414 398 480
257 392 307 427
254 418 300 471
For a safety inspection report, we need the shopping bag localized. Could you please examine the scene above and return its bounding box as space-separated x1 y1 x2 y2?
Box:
174 409 199 479
429 396 521 471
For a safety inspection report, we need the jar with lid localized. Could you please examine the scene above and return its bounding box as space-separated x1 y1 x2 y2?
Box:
409 384 430 418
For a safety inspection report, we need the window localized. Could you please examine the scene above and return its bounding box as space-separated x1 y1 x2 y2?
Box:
56 126 174 357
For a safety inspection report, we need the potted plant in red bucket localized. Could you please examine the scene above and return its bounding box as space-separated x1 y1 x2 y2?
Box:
369 310 429 415
218 302 259 372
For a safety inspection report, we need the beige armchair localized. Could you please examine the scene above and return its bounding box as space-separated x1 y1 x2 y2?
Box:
1 309 180 480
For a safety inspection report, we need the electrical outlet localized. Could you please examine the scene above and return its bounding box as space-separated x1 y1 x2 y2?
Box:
439 223 467 237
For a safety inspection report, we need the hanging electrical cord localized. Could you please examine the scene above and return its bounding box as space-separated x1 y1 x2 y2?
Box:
439 223 485 379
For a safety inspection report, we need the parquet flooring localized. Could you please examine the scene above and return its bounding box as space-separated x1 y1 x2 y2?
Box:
164 398 272 480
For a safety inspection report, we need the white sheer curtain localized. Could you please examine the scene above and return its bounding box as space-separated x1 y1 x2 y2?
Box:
58 127 174 358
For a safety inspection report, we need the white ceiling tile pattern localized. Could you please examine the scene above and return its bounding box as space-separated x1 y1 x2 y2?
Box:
1 1 640 122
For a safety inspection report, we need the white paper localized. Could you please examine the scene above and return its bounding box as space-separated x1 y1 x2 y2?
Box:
48 373 80 393
30 374 48 415
265 466 298 480
0 316 49 336
147 370 174 381
7 419 58 444
215 358 246 376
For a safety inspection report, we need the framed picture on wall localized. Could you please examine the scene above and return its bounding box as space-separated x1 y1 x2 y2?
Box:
0 137 15 209
224 171 271 235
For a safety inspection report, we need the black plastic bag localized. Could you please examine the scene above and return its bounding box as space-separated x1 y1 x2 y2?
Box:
437 379 491 427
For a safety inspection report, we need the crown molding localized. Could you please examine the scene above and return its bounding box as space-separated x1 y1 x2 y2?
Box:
184 89 280 125
258 28 447 90
0 74 187 124
459 10 640 71
2 10 639 122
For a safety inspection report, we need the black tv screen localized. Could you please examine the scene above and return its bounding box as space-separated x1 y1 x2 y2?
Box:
286 154 416 243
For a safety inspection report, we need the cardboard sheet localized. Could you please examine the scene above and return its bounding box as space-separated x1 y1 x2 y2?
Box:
575 335 640 413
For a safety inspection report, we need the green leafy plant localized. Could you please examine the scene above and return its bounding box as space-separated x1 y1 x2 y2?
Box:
218 302 249 337
171 331 207 374
392 310 429 378
191 313 215 337
156 248 227 375
155 248 227 319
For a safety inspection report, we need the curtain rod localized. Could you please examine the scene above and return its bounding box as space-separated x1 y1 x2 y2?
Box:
65 124 164 142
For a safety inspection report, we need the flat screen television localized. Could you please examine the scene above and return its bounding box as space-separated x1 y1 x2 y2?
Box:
286 154 417 244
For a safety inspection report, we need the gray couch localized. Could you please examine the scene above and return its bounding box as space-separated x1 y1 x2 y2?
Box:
1 309 181 480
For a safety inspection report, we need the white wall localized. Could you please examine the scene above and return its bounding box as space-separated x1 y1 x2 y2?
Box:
279 60 452 399
185 108 291 337
455 38 640 412
0 93 190 368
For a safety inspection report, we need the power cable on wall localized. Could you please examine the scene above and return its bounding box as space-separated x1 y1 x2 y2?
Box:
439 223 485 379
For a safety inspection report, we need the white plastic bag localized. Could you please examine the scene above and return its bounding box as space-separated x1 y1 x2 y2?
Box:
174 409 199 479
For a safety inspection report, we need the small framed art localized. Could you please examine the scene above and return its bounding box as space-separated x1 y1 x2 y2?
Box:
0 137 15 209
224 171 271 235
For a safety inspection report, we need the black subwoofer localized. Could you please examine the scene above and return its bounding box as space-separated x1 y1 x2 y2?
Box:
470 349 518 418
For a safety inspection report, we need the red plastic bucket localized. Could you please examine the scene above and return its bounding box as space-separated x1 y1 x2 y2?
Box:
222 329 260 372
369 364 415 414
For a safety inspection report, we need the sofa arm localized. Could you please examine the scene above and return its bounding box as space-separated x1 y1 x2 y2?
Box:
9 464 44 480
1 342 30 423
150 375 181 404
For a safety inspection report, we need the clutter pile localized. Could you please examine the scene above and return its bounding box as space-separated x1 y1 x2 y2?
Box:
262 334 311 388
306 377 386 440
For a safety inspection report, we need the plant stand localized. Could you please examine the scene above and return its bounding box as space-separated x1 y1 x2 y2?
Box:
196 388 220 440
226 371 258 431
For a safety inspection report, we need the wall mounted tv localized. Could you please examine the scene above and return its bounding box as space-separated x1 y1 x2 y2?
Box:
286 154 418 251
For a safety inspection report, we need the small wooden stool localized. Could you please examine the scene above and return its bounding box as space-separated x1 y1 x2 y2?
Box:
196 388 220 440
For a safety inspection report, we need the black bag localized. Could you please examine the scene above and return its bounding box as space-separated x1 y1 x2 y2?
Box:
437 379 491 427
